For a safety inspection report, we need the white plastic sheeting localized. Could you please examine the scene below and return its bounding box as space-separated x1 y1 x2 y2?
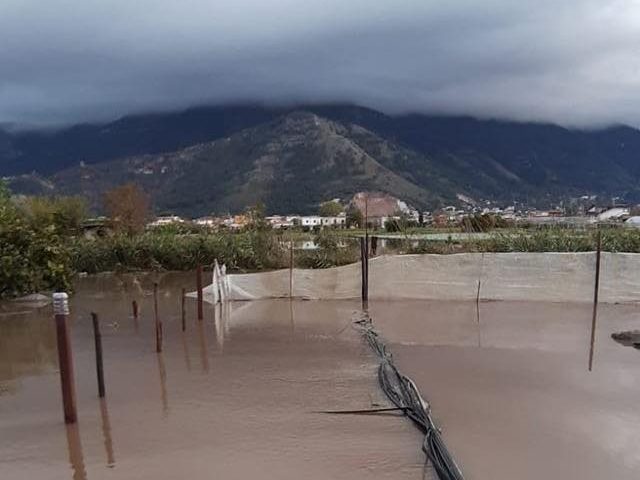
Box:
195 253 640 304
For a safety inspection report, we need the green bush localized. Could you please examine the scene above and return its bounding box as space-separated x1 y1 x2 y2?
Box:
70 230 288 273
0 189 72 297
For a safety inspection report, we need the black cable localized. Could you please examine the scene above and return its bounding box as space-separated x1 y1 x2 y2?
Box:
355 316 465 480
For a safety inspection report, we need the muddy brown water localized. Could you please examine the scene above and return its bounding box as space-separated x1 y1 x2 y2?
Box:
1 272 640 479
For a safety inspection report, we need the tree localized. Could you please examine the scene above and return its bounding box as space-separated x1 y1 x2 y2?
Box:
21 195 88 236
0 181 72 297
346 206 363 228
103 183 150 235
319 200 343 217
245 202 269 231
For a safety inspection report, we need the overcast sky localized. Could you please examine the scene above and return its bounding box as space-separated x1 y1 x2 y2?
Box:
2 0 640 127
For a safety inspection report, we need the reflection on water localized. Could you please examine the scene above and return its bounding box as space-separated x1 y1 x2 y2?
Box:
181 333 192 372
196 321 210 373
156 353 169 417
99 398 115 467
65 423 87 480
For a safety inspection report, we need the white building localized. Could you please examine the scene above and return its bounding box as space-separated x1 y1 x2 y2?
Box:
266 215 294 229
625 216 640 227
300 215 322 227
597 207 630 221
194 216 216 227
320 213 347 227
148 215 185 227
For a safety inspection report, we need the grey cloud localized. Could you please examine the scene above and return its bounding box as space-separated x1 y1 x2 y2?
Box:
1 0 640 127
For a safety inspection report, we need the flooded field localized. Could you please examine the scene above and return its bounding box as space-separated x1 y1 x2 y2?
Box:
0 273 420 480
1 272 639 479
369 300 640 479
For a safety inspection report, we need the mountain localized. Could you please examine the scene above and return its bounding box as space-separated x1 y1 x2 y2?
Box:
49 112 460 216
2 103 640 214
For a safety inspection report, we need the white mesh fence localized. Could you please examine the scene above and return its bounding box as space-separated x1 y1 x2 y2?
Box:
193 252 640 304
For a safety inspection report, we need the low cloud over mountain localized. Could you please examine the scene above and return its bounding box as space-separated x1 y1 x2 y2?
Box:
2 1 640 127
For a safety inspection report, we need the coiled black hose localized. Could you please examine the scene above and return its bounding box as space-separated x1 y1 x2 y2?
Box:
356 316 465 480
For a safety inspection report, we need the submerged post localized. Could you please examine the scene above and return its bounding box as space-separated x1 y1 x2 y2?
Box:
365 235 369 304
91 312 105 398
588 230 602 371
53 292 77 424
132 300 139 319
154 282 162 353
196 265 204 321
360 237 369 308
289 241 294 298
181 288 186 332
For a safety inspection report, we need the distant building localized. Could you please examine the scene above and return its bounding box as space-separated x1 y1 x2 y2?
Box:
81 217 112 239
300 215 322 227
349 191 417 228
194 216 218 228
265 215 295 229
625 216 640 227
597 207 630 222
148 215 185 227
320 212 347 227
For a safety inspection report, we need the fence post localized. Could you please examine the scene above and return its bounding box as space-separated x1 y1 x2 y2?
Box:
588 230 602 371
181 288 186 332
196 266 204 321
154 282 162 353
91 312 106 398
360 237 369 308
289 241 294 298
53 293 77 424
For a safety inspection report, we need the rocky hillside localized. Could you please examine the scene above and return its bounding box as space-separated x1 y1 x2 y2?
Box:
3 103 640 215
48 112 460 215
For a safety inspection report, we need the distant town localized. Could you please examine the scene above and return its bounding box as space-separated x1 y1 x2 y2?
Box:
139 191 640 233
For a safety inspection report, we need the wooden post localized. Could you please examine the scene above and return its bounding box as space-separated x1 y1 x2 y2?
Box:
364 235 369 305
360 237 369 308
588 230 602 371
53 293 77 424
132 300 138 319
289 241 294 298
360 237 365 304
91 312 105 398
196 265 204 321
181 288 186 332
154 282 162 353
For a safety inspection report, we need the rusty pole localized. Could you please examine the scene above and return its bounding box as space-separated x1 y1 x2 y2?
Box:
53 293 77 424
360 237 369 309
154 282 163 353
91 312 105 398
196 265 204 321
181 288 186 332
588 230 602 371
289 241 294 298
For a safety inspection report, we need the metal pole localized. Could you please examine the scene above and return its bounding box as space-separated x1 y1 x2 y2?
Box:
53 293 77 424
364 235 369 305
196 265 204 321
154 282 162 353
132 300 138 319
360 237 369 308
289 241 294 298
181 288 186 332
91 312 105 398
588 230 602 371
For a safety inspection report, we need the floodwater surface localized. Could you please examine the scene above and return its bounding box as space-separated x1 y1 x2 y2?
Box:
2 273 639 480
369 299 640 480
0 273 422 480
